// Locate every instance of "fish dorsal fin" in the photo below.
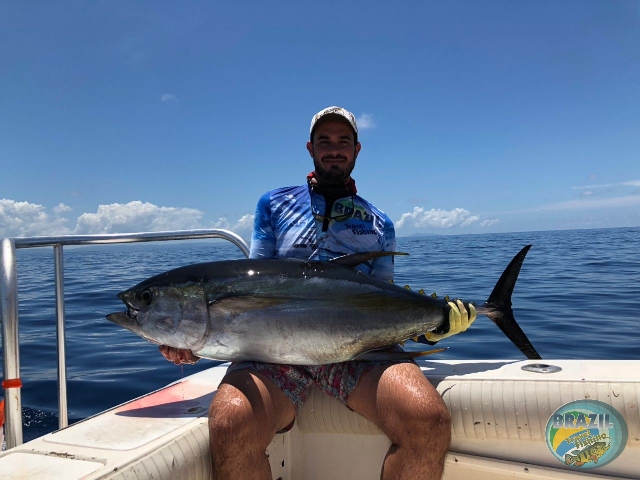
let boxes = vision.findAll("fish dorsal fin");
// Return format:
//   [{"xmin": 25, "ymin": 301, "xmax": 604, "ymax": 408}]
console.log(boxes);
[{"xmin": 329, "ymin": 251, "xmax": 408, "ymax": 269}]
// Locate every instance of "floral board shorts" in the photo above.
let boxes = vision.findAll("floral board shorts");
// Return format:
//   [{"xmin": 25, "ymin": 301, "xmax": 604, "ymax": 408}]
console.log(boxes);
[{"xmin": 226, "ymin": 346, "xmax": 415, "ymax": 414}]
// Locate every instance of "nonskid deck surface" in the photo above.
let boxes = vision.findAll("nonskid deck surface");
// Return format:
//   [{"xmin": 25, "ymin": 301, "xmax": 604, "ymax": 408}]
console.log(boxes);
[{"xmin": 1, "ymin": 360, "xmax": 638, "ymax": 480}]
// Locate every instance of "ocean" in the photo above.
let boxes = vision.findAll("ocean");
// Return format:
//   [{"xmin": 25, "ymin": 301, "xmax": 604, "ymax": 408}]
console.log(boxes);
[{"xmin": 1, "ymin": 226, "xmax": 639, "ymax": 443}]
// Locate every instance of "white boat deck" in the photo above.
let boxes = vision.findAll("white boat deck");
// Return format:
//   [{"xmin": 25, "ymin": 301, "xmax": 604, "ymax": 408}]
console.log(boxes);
[{"xmin": 1, "ymin": 359, "xmax": 639, "ymax": 479}]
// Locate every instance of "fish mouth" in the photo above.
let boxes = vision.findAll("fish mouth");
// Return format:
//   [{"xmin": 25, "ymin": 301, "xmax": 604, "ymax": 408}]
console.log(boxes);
[
  {"xmin": 107, "ymin": 292, "xmax": 140, "ymax": 324},
  {"xmin": 118, "ymin": 292, "xmax": 139, "ymax": 320},
  {"xmin": 108, "ymin": 307, "xmax": 138, "ymax": 324},
  {"xmin": 106, "ymin": 310, "xmax": 135, "ymax": 326}
]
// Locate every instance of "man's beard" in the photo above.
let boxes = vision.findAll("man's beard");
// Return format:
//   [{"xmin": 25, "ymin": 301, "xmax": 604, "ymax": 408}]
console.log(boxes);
[{"xmin": 313, "ymin": 155, "xmax": 354, "ymax": 184}]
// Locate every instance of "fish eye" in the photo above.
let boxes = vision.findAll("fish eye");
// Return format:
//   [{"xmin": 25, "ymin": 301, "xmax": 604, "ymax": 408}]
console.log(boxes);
[{"xmin": 140, "ymin": 289, "xmax": 153, "ymax": 305}]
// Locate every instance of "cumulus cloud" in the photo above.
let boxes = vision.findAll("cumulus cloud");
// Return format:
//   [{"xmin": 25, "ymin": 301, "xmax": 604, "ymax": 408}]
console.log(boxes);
[
  {"xmin": 396, "ymin": 207, "xmax": 489, "ymax": 229},
  {"xmin": 212, "ymin": 213, "xmax": 254, "ymax": 241},
  {"xmin": 0, "ymin": 198, "xmax": 257, "ymax": 241},
  {"xmin": 0, "ymin": 199, "xmax": 72, "ymax": 237},
  {"xmin": 479, "ymin": 219, "xmax": 500, "ymax": 227},
  {"xmin": 356, "ymin": 113, "xmax": 375, "ymax": 130},
  {"xmin": 160, "ymin": 93, "xmax": 177, "ymax": 102},
  {"xmin": 53, "ymin": 203, "xmax": 72, "ymax": 215},
  {"xmin": 74, "ymin": 201, "xmax": 204, "ymax": 234}
]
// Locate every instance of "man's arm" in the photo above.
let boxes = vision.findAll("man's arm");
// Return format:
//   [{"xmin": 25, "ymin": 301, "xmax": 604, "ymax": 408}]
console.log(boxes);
[
  {"xmin": 369, "ymin": 215, "xmax": 396, "ymax": 282},
  {"xmin": 249, "ymin": 191, "xmax": 277, "ymax": 259}
]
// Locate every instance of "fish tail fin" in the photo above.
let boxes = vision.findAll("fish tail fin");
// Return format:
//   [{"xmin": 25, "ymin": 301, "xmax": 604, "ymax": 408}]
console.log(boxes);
[
  {"xmin": 484, "ymin": 245, "xmax": 542, "ymax": 360},
  {"xmin": 356, "ymin": 347, "xmax": 448, "ymax": 362}
]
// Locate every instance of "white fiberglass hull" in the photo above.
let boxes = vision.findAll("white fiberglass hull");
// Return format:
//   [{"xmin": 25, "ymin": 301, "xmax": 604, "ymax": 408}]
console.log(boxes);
[{"xmin": 0, "ymin": 359, "xmax": 638, "ymax": 480}]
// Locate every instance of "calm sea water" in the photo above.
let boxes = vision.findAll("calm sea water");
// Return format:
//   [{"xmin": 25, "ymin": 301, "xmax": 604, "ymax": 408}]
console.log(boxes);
[{"xmin": 1, "ymin": 227, "xmax": 639, "ymax": 442}]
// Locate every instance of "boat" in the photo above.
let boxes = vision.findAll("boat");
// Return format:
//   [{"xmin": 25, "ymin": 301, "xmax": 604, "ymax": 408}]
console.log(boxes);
[{"xmin": 1, "ymin": 231, "xmax": 639, "ymax": 479}]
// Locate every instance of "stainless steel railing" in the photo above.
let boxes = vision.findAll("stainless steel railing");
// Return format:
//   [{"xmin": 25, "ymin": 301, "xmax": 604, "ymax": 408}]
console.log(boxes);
[{"xmin": 1, "ymin": 229, "xmax": 250, "ymax": 449}]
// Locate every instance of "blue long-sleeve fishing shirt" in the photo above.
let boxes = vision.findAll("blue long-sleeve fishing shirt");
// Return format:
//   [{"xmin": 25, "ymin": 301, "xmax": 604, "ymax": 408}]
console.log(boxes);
[{"xmin": 249, "ymin": 184, "xmax": 396, "ymax": 281}]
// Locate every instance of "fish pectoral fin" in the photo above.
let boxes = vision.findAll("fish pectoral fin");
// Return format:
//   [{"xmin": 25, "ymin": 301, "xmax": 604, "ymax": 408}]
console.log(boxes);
[
  {"xmin": 207, "ymin": 295, "xmax": 288, "ymax": 313},
  {"xmin": 355, "ymin": 347, "xmax": 448, "ymax": 362},
  {"xmin": 329, "ymin": 251, "xmax": 409, "ymax": 268}
]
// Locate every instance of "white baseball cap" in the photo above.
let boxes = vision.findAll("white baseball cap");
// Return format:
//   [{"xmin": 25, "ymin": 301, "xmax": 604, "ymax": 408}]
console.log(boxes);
[{"xmin": 309, "ymin": 106, "xmax": 358, "ymax": 141}]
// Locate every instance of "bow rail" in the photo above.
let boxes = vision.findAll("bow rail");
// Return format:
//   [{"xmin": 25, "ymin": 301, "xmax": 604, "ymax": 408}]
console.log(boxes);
[{"xmin": 1, "ymin": 229, "xmax": 250, "ymax": 449}]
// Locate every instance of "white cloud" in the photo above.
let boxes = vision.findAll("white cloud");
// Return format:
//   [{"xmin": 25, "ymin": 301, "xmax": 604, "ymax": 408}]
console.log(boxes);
[
  {"xmin": 550, "ymin": 177, "xmax": 640, "ymax": 206},
  {"xmin": 211, "ymin": 217, "xmax": 231, "ymax": 230},
  {"xmin": 74, "ymin": 201, "xmax": 203, "ymax": 234},
  {"xmin": 479, "ymin": 219, "xmax": 500, "ymax": 227},
  {"xmin": 516, "ymin": 178, "xmax": 640, "ymax": 214},
  {"xmin": 212, "ymin": 213, "xmax": 254, "ymax": 241},
  {"xmin": 528, "ymin": 194, "xmax": 640, "ymax": 213},
  {"xmin": 396, "ymin": 207, "xmax": 484, "ymax": 229},
  {"xmin": 572, "ymin": 179, "xmax": 640, "ymax": 190},
  {"xmin": 0, "ymin": 199, "xmax": 71, "ymax": 237},
  {"xmin": 161, "ymin": 93, "xmax": 177, "ymax": 102},
  {"xmin": 356, "ymin": 113, "xmax": 375, "ymax": 130},
  {"xmin": 0, "ymin": 198, "xmax": 256, "ymax": 240},
  {"xmin": 53, "ymin": 203, "xmax": 72, "ymax": 215}
]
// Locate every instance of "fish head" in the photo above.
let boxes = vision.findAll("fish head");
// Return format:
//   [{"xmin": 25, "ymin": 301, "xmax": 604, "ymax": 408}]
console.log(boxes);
[
  {"xmin": 591, "ymin": 441, "xmax": 611, "ymax": 456},
  {"xmin": 107, "ymin": 281, "xmax": 209, "ymax": 350}
]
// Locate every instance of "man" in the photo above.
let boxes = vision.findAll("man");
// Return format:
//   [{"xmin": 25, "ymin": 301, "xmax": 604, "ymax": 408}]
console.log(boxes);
[{"xmin": 160, "ymin": 106, "xmax": 476, "ymax": 479}]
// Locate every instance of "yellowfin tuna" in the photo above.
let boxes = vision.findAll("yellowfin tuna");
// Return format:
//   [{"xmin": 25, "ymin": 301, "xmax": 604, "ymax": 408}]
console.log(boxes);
[{"xmin": 107, "ymin": 246, "xmax": 541, "ymax": 364}]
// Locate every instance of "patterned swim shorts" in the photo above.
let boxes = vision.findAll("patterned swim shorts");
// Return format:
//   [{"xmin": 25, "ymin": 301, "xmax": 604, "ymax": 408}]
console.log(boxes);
[{"xmin": 226, "ymin": 346, "xmax": 414, "ymax": 412}]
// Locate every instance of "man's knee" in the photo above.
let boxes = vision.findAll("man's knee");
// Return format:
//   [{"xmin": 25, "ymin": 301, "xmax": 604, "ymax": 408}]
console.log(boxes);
[
  {"xmin": 209, "ymin": 383, "xmax": 260, "ymax": 454},
  {"xmin": 417, "ymin": 398, "xmax": 451, "ymax": 438},
  {"xmin": 377, "ymin": 398, "xmax": 450, "ymax": 459},
  {"xmin": 208, "ymin": 369, "xmax": 292, "ymax": 454},
  {"xmin": 368, "ymin": 364, "xmax": 452, "ymax": 447}
]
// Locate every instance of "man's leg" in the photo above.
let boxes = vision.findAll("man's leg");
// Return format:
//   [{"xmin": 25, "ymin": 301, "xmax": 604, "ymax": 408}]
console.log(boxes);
[
  {"xmin": 347, "ymin": 362, "xmax": 451, "ymax": 480},
  {"xmin": 209, "ymin": 369, "xmax": 296, "ymax": 480}
]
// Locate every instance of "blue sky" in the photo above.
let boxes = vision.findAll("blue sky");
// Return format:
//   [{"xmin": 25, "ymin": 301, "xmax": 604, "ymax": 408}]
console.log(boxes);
[{"xmin": 1, "ymin": 1, "xmax": 639, "ymax": 241}]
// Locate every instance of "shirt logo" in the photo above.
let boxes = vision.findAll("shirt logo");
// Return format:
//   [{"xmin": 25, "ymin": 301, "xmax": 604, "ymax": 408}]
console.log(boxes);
[{"xmin": 333, "ymin": 199, "xmax": 372, "ymax": 223}]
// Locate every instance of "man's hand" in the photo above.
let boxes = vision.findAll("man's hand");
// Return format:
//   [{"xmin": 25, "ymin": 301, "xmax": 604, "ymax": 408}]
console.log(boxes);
[
  {"xmin": 159, "ymin": 345, "xmax": 200, "ymax": 365},
  {"xmin": 426, "ymin": 300, "xmax": 477, "ymax": 343}
]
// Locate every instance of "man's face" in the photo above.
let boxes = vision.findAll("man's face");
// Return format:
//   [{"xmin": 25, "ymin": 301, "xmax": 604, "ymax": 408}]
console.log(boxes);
[{"xmin": 307, "ymin": 118, "xmax": 361, "ymax": 185}]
